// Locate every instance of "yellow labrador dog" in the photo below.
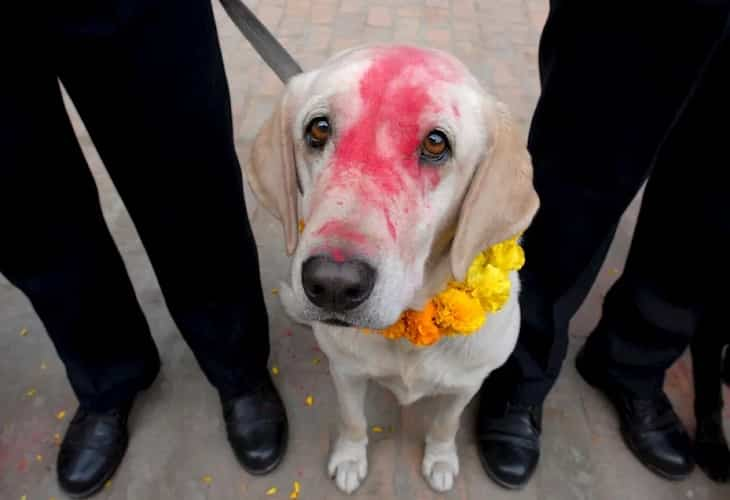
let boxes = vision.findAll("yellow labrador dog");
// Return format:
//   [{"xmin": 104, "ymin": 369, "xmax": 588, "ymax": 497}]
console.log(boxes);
[{"xmin": 245, "ymin": 44, "xmax": 539, "ymax": 493}]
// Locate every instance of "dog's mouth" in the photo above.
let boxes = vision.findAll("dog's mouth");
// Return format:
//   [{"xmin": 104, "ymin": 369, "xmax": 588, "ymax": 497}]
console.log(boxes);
[{"xmin": 323, "ymin": 318, "xmax": 353, "ymax": 327}]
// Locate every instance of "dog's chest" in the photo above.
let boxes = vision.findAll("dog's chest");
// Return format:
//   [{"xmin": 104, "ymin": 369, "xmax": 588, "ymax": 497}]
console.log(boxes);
[
  {"xmin": 373, "ymin": 348, "xmax": 476, "ymax": 404},
  {"xmin": 314, "ymin": 327, "xmax": 491, "ymax": 405}
]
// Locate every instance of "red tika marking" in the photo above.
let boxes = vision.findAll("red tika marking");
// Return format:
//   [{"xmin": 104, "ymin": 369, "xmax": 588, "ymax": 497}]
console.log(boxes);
[
  {"xmin": 330, "ymin": 247, "xmax": 346, "ymax": 263},
  {"xmin": 330, "ymin": 47, "xmax": 461, "ymax": 238}
]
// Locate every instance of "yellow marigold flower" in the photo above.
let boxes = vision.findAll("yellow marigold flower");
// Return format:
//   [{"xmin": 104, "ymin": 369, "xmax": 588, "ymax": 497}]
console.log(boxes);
[
  {"xmin": 305, "ymin": 395, "xmax": 313, "ymax": 407},
  {"xmin": 56, "ymin": 410, "xmax": 66, "ymax": 420},
  {"xmin": 484, "ymin": 237, "xmax": 525, "ymax": 271},
  {"xmin": 266, "ymin": 486, "xmax": 278, "ymax": 495},
  {"xmin": 466, "ymin": 252, "xmax": 488, "ymax": 278},
  {"xmin": 434, "ymin": 288, "xmax": 485, "ymax": 333},
  {"xmin": 290, "ymin": 480, "xmax": 301, "ymax": 499},
  {"xmin": 472, "ymin": 265, "xmax": 511, "ymax": 312}
]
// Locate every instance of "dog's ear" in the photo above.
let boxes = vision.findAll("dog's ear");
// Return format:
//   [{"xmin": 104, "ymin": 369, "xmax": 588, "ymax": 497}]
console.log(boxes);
[
  {"xmin": 450, "ymin": 102, "xmax": 540, "ymax": 280},
  {"xmin": 246, "ymin": 87, "xmax": 299, "ymax": 254}
]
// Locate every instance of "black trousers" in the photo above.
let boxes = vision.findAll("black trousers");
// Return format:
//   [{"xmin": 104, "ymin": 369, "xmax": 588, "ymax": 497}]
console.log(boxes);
[
  {"xmin": 483, "ymin": 1, "xmax": 730, "ymax": 404},
  {"xmin": 1, "ymin": 0, "xmax": 270, "ymax": 411}
]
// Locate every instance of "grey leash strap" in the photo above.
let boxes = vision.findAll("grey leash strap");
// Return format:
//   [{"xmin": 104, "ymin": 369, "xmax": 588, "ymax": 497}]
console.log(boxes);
[{"xmin": 219, "ymin": 0, "xmax": 303, "ymax": 83}]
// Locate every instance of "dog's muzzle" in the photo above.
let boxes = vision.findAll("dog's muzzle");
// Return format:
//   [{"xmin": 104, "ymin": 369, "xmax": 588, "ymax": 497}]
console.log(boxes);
[{"xmin": 301, "ymin": 255, "xmax": 376, "ymax": 314}]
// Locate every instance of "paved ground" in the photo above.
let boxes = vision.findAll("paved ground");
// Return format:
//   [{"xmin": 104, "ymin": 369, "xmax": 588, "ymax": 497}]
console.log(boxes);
[{"xmin": 2, "ymin": 1, "xmax": 729, "ymax": 499}]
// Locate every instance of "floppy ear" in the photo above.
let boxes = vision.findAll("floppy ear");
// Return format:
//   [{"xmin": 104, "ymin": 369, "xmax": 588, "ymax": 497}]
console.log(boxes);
[
  {"xmin": 245, "ymin": 91, "xmax": 299, "ymax": 255},
  {"xmin": 450, "ymin": 102, "xmax": 540, "ymax": 280}
]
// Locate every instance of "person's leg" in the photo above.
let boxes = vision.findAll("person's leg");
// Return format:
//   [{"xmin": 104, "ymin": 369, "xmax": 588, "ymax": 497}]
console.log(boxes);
[
  {"xmin": 49, "ymin": 0, "xmax": 285, "ymax": 474},
  {"xmin": 54, "ymin": 0, "xmax": 270, "ymax": 401},
  {"xmin": 0, "ymin": 20, "xmax": 160, "ymax": 416},
  {"xmin": 484, "ymin": 0, "xmax": 730, "ymax": 409},
  {"xmin": 0, "ymin": 13, "xmax": 161, "ymax": 498},
  {"xmin": 691, "ymin": 311, "xmax": 730, "ymax": 483},
  {"xmin": 580, "ymin": 21, "xmax": 730, "ymax": 398},
  {"xmin": 577, "ymin": 21, "xmax": 730, "ymax": 479},
  {"xmin": 477, "ymin": 0, "xmax": 730, "ymax": 488}
]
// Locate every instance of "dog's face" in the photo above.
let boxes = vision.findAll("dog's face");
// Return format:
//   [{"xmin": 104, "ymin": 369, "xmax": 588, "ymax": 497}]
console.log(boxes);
[{"xmin": 247, "ymin": 45, "xmax": 538, "ymax": 330}]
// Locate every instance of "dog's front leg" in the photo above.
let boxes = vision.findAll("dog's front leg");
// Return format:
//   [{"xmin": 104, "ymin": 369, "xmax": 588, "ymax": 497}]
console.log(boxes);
[
  {"xmin": 423, "ymin": 392, "xmax": 475, "ymax": 492},
  {"xmin": 328, "ymin": 366, "xmax": 369, "ymax": 494}
]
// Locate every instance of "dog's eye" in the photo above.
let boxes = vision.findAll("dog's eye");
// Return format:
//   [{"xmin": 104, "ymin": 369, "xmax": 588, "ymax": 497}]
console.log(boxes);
[
  {"xmin": 305, "ymin": 117, "xmax": 330, "ymax": 149},
  {"xmin": 420, "ymin": 130, "xmax": 450, "ymax": 164}
]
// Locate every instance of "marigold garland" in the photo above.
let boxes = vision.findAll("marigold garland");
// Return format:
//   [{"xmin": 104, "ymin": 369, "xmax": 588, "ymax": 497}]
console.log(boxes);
[{"xmin": 371, "ymin": 236, "xmax": 525, "ymax": 347}]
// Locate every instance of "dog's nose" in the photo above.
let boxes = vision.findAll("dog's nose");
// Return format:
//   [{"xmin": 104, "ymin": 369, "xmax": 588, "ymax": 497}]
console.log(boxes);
[{"xmin": 301, "ymin": 256, "xmax": 376, "ymax": 313}]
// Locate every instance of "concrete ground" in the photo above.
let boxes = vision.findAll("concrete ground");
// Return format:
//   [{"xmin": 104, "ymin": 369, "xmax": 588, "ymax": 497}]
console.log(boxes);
[{"xmin": 2, "ymin": 1, "xmax": 729, "ymax": 499}]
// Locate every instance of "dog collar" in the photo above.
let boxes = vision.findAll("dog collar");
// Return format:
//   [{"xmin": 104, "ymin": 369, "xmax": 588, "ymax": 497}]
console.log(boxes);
[{"xmin": 366, "ymin": 236, "xmax": 525, "ymax": 347}]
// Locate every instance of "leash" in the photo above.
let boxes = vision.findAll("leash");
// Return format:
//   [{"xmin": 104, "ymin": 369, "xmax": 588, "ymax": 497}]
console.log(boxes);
[{"xmin": 219, "ymin": 0, "xmax": 304, "ymax": 83}]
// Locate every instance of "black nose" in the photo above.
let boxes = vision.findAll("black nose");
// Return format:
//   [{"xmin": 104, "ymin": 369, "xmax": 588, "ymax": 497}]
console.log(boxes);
[{"xmin": 301, "ymin": 256, "xmax": 376, "ymax": 313}]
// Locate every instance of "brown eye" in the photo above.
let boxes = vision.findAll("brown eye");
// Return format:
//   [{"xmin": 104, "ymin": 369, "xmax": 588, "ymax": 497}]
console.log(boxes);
[
  {"xmin": 420, "ymin": 130, "xmax": 450, "ymax": 164},
  {"xmin": 306, "ymin": 117, "xmax": 330, "ymax": 149}
]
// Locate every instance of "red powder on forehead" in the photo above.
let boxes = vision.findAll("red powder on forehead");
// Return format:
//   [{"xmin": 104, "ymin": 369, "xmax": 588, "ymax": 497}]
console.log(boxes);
[
  {"xmin": 385, "ymin": 211, "xmax": 397, "ymax": 240},
  {"xmin": 330, "ymin": 46, "xmax": 461, "ymax": 236}
]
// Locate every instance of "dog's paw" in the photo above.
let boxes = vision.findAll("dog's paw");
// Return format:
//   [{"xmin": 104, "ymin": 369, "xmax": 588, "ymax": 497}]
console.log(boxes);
[
  {"xmin": 328, "ymin": 437, "xmax": 368, "ymax": 494},
  {"xmin": 422, "ymin": 439, "xmax": 459, "ymax": 492}
]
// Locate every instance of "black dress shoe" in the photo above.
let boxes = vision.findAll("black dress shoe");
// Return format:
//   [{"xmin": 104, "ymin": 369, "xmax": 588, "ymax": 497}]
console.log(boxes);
[
  {"xmin": 222, "ymin": 375, "xmax": 288, "ymax": 475},
  {"xmin": 476, "ymin": 400, "xmax": 541, "ymax": 489},
  {"xmin": 576, "ymin": 346, "xmax": 694, "ymax": 480},
  {"xmin": 695, "ymin": 409, "xmax": 730, "ymax": 483},
  {"xmin": 57, "ymin": 402, "xmax": 132, "ymax": 498}
]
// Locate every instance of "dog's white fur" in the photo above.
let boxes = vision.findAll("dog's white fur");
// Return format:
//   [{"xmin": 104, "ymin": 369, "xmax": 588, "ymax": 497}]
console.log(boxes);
[{"xmin": 245, "ymin": 44, "xmax": 539, "ymax": 493}]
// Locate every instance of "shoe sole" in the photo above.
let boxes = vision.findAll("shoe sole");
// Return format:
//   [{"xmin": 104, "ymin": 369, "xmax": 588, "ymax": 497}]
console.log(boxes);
[
  {"xmin": 476, "ymin": 441, "xmax": 531, "ymax": 490},
  {"xmin": 575, "ymin": 352, "xmax": 692, "ymax": 481}
]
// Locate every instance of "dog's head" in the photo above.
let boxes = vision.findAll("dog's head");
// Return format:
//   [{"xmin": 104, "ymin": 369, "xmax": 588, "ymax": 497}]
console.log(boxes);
[{"xmin": 246, "ymin": 44, "xmax": 538, "ymax": 329}]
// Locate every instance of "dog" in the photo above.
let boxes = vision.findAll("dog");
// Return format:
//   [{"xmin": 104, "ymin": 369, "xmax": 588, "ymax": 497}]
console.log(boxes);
[{"xmin": 245, "ymin": 43, "xmax": 539, "ymax": 493}]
